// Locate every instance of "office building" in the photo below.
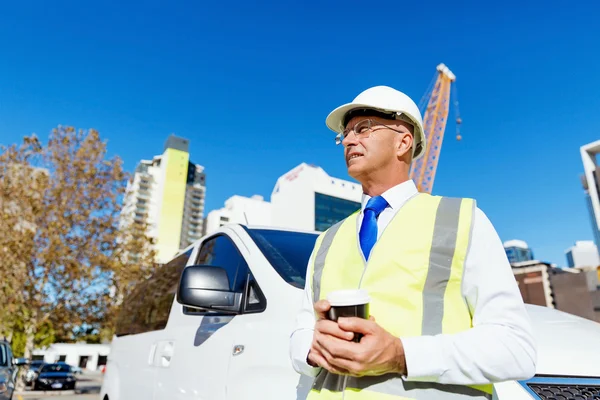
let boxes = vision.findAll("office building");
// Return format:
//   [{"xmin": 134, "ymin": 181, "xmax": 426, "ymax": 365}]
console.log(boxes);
[
  {"xmin": 580, "ymin": 140, "xmax": 600, "ymax": 251},
  {"xmin": 271, "ymin": 163, "xmax": 362, "ymax": 232},
  {"xmin": 512, "ymin": 261, "xmax": 598, "ymax": 322},
  {"xmin": 503, "ymin": 239, "xmax": 534, "ymax": 264},
  {"xmin": 205, "ymin": 163, "xmax": 362, "ymax": 234},
  {"xmin": 565, "ymin": 241, "xmax": 600, "ymax": 268},
  {"xmin": 121, "ymin": 135, "xmax": 206, "ymax": 264}
]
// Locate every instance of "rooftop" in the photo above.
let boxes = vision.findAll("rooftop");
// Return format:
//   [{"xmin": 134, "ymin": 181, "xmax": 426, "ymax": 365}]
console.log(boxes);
[{"xmin": 503, "ymin": 239, "xmax": 529, "ymax": 249}]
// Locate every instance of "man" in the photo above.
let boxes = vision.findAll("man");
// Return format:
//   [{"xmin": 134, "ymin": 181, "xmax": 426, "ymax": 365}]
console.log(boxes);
[{"xmin": 289, "ymin": 86, "xmax": 537, "ymax": 399}]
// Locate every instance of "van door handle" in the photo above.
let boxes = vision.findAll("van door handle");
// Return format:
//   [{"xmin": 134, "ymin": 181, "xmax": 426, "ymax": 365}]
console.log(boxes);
[{"xmin": 160, "ymin": 342, "xmax": 174, "ymax": 367}]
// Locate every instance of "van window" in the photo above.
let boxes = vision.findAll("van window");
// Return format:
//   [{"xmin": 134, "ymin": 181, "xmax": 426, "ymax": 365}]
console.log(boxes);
[
  {"xmin": 196, "ymin": 235, "xmax": 249, "ymax": 292},
  {"xmin": 244, "ymin": 228, "xmax": 318, "ymax": 288},
  {"xmin": 115, "ymin": 248, "xmax": 193, "ymax": 337}
]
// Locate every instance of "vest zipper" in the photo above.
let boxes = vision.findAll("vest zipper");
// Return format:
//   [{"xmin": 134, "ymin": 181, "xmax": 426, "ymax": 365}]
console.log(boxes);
[{"xmin": 342, "ymin": 375, "xmax": 348, "ymax": 399}]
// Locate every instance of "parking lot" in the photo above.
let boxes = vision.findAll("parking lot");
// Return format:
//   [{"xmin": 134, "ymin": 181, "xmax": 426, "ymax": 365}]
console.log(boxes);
[{"xmin": 15, "ymin": 371, "xmax": 103, "ymax": 400}]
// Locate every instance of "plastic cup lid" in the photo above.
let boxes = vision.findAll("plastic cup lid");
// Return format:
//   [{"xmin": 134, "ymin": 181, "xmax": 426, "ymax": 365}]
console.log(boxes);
[{"xmin": 326, "ymin": 289, "xmax": 370, "ymax": 306}]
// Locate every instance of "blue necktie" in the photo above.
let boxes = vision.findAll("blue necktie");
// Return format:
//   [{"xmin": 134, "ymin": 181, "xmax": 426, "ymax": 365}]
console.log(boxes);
[{"xmin": 359, "ymin": 196, "xmax": 389, "ymax": 261}]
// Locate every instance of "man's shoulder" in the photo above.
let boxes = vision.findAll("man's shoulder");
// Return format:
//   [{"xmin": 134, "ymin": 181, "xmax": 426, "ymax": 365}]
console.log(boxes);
[
  {"xmin": 422, "ymin": 192, "xmax": 476, "ymax": 202},
  {"xmin": 415, "ymin": 192, "xmax": 478, "ymax": 209}
]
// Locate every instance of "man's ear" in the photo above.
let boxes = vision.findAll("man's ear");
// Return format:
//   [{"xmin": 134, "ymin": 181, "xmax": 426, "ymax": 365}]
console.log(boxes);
[{"xmin": 397, "ymin": 132, "xmax": 413, "ymax": 159}]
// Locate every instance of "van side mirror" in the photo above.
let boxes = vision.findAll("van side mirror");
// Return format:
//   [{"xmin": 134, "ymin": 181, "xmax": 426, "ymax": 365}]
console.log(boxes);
[{"xmin": 177, "ymin": 265, "xmax": 242, "ymax": 314}]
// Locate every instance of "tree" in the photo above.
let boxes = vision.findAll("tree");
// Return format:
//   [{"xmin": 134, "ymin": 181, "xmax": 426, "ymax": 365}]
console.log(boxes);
[
  {"xmin": 0, "ymin": 126, "xmax": 157, "ymax": 365},
  {"xmin": 0, "ymin": 136, "xmax": 44, "ymax": 343}
]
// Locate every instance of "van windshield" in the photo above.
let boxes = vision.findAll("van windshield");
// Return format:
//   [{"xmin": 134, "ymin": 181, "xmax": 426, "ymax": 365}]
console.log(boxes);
[{"xmin": 244, "ymin": 228, "xmax": 318, "ymax": 289}]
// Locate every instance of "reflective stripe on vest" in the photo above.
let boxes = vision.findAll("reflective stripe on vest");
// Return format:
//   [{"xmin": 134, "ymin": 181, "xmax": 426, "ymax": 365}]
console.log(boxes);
[
  {"xmin": 312, "ymin": 372, "xmax": 491, "ymax": 399},
  {"xmin": 313, "ymin": 219, "xmax": 345, "ymax": 304},
  {"xmin": 307, "ymin": 194, "xmax": 492, "ymax": 399}
]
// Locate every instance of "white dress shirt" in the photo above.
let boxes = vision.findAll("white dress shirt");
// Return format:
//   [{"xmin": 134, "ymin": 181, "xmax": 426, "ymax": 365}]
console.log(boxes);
[{"xmin": 289, "ymin": 179, "xmax": 537, "ymax": 385}]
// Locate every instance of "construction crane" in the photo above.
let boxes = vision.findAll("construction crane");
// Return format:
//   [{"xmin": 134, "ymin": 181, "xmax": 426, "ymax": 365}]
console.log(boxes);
[{"xmin": 409, "ymin": 63, "xmax": 461, "ymax": 194}]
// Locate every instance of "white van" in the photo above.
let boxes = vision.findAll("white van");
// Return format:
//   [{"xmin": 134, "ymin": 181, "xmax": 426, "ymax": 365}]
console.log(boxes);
[{"xmin": 100, "ymin": 224, "xmax": 600, "ymax": 400}]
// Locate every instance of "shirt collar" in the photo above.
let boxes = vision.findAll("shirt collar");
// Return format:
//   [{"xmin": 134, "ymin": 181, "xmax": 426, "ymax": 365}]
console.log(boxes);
[{"xmin": 361, "ymin": 180, "xmax": 418, "ymax": 212}]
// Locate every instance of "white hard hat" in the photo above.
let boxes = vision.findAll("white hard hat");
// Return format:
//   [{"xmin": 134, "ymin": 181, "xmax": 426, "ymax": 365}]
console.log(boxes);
[{"xmin": 325, "ymin": 86, "xmax": 426, "ymax": 160}]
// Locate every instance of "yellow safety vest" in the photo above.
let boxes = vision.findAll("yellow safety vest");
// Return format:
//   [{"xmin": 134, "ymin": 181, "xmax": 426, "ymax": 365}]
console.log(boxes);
[{"xmin": 307, "ymin": 193, "xmax": 494, "ymax": 400}]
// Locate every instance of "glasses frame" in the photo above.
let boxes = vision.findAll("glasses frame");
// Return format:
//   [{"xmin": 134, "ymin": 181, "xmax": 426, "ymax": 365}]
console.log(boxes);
[{"xmin": 335, "ymin": 118, "xmax": 407, "ymax": 145}]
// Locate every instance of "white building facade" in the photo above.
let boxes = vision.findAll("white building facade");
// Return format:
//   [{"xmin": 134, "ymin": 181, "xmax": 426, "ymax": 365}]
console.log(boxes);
[
  {"xmin": 205, "ymin": 163, "xmax": 362, "ymax": 235},
  {"xmin": 566, "ymin": 241, "xmax": 600, "ymax": 268},
  {"xmin": 205, "ymin": 195, "xmax": 272, "ymax": 234},
  {"xmin": 32, "ymin": 343, "xmax": 111, "ymax": 371},
  {"xmin": 121, "ymin": 135, "xmax": 206, "ymax": 264}
]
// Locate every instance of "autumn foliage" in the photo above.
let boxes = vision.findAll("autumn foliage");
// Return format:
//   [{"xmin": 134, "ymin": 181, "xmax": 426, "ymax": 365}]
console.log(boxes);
[{"xmin": 0, "ymin": 126, "xmax": 156, "ymax": 358}]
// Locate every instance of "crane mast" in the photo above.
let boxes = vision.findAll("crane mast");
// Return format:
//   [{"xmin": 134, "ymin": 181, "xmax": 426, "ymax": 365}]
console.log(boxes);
[{"xmin": 410, "ymin": 63, "xmax": 460, "ymax": 194}]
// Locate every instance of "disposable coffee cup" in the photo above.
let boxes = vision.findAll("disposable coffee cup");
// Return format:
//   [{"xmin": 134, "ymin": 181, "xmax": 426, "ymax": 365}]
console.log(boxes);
[{"xmin": 326, "ymin": 289, "xmax": 370, "ymax": 342}]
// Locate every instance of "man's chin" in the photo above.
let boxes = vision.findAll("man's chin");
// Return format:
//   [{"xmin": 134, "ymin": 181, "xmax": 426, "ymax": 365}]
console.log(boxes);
[{"xmin": 347, "ymin": 164, "xmax": 364, "ymax": 179}]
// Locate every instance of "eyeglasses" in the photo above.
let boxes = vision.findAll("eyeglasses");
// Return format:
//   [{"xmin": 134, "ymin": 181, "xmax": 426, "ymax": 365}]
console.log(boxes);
[{"xmin": 335, "ymin": 119, "xmax": 406, "ymax": 145}]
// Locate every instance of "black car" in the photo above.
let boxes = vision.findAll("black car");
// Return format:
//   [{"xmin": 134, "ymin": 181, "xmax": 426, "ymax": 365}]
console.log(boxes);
[
  {"xmin": 33, "ymin": 363, "xmax": 76, "ymax": 391},
  {"xmin": 0, "ymin": 340, "xmax": 27, "ymax": 400}
]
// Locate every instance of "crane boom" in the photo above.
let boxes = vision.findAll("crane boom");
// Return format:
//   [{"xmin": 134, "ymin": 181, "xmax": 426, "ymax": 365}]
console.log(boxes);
[{"xmin": 410, "ymin": 63, "xmax": 458, "ymax": 194}]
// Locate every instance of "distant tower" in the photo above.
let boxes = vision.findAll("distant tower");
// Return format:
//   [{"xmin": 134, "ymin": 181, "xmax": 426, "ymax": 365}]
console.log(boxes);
[{"xmin": 121, "ymin": 135, "xmax": 206, "ymax": 263}]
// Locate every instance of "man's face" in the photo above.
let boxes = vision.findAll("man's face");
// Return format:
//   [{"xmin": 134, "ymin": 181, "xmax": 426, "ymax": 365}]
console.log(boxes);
[{"xmin": 342, "ymin": 115, "xmax": 413, "ymax": 180}]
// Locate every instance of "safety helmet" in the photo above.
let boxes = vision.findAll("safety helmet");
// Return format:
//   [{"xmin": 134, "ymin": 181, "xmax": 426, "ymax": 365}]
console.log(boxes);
[{"xmin": 325, "ymin": 86, "xmax": 426, "ymax": 160}]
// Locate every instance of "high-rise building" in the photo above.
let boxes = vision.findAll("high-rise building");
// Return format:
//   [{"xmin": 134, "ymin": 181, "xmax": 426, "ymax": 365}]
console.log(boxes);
[
  {"xmin": 565, "ymin": 241, "xmax": 600, "ymax": 268},
  {"xmin": 121, "ymin": 135, "xmax": 206, "ymax": 264},
  {"xmin": 503, "ymin": 240, "xmax": 534, "ymax": 264},
  {"xmin": 580, "ymin": 140, "xmax": 600, "ymax": 252},
  {"xmin": 204, "ymin": 163, "xmax": 362, "ymax": 235}
]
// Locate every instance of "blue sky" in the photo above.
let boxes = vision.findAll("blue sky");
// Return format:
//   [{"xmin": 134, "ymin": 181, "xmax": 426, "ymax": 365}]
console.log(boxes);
[{"xmin": 1, "ymin": 1, "xmax": 600, "ymax": 266}]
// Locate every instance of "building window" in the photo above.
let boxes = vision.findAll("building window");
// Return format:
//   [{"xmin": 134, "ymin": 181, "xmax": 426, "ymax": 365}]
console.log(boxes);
[
  {"xmin": 97, "ymin": 355, "xmax": 108, "ymax": 367},
  {"xmin": 566, "ymin": 251, "xmax": 575, "ymax": 268},
  {"xmin": 314, "ymin": 192, "xmax": 360, "ymax": 232}
]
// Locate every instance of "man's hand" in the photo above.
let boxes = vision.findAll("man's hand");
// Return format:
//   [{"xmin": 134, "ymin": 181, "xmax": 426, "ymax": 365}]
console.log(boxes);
[
  {"xmin": 317, "ymin": 315, "xmax": 407, "ymax": 377},
  {"xmin": 307, "ymin": 300, "xmax": 354, "ymax": 373}
]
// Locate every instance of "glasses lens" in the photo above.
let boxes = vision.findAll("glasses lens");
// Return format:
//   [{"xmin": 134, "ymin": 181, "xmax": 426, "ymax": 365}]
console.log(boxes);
[
  {"xmin": 354, "ymin": 119, "xmax": 372, "ymax": 136},
  {"xmin": 336, "ymin": 119, "xmax": 374, "ymax": 145}
]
